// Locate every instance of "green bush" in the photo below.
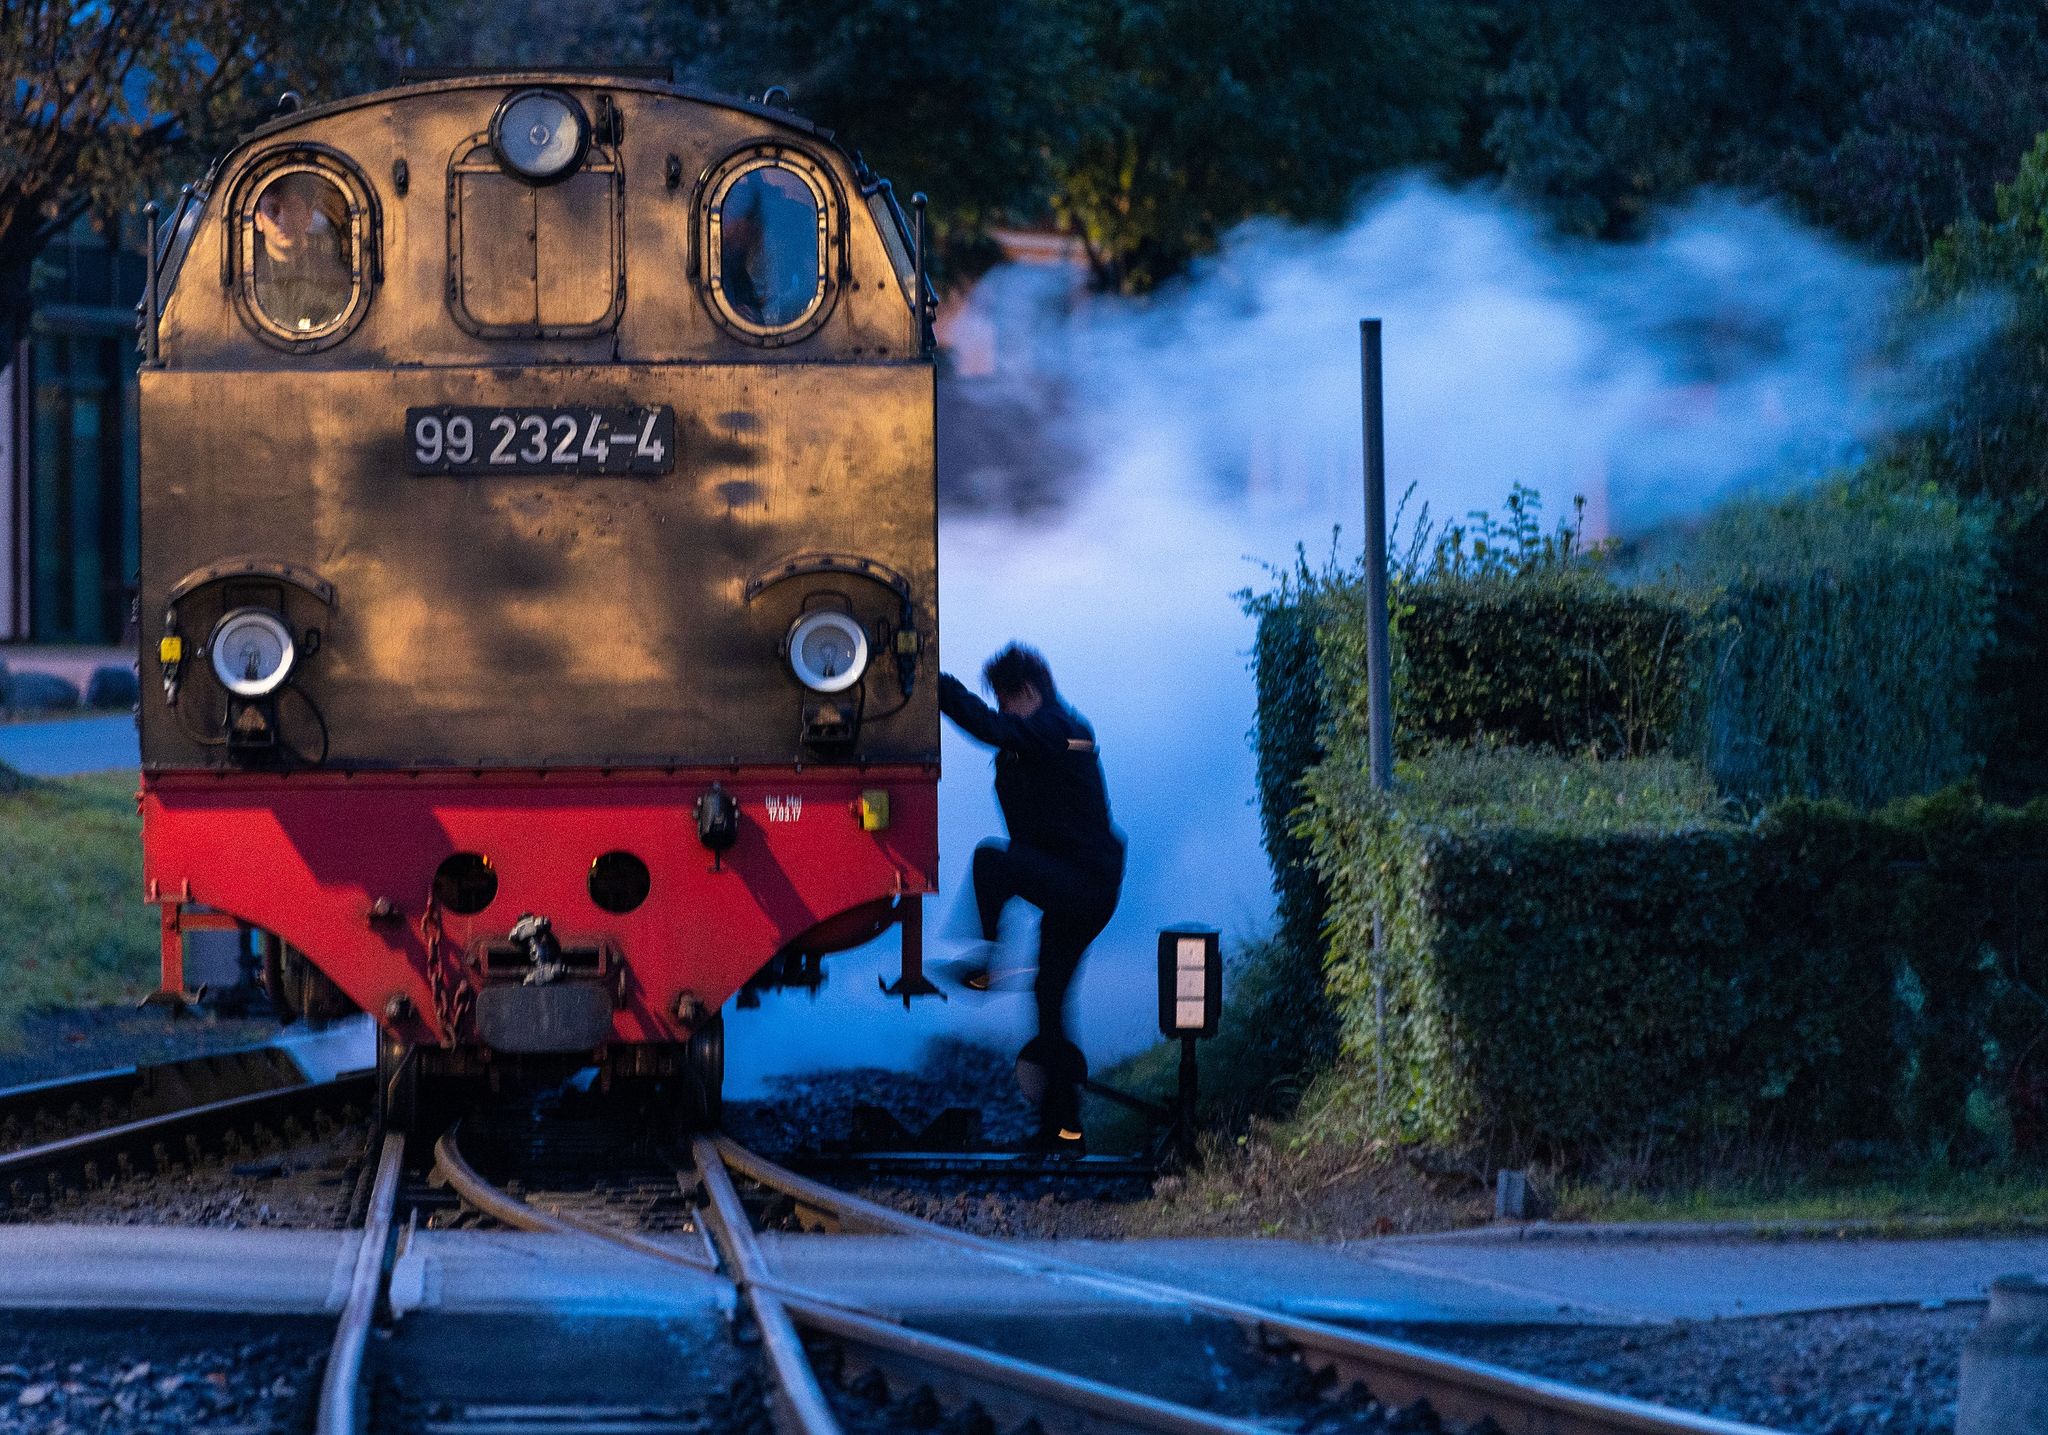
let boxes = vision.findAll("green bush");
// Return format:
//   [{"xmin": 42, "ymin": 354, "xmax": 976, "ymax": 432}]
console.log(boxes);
[
  {"xmin": 1241, "ymin": 491, "xmax": 1679, "ymax": 1013},
  {"xmin": 1321, "ymin": 575, "xmax": 1702, "ymax": 761},
  {"xmin": 1249, "ymin": 586, "xmax": 1337, "ymax": 1000},
  {"xmin": 1300, "ymin": 746, "xmax": 2048, "ymax": 1161},
  {"xmin": 1681, "ymin": 482, "xmax": 2000, "ymax": 809}
]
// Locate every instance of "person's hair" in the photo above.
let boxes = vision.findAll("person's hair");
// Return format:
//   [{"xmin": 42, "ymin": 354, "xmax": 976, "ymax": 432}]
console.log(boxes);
[{"xmin": 983, "ymin": 643, "xmax": 1055, "ymax": 702}]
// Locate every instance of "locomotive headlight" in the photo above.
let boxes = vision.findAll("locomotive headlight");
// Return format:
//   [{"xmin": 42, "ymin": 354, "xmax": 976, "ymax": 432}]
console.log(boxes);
[
  {"xmin": 208, "ymin": 608, "xmax": 296, "ymax": 697},
  {"xmin": 788, "ymin": 611, "xmax": 869, "ymax": 693},
  {"xmin": 491, "ymin": 89, "xmax": 590, "ymax": 183}
]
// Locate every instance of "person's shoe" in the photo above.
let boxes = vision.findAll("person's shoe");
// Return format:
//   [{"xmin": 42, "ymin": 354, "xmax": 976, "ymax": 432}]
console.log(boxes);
[
  {"xmin": 1023, "ymin": 1126, "xmax": 1086, "ymax": 1160},
  {"xmin": 931, "ymin": 942, "xmax": 995, "ymax": 993}
]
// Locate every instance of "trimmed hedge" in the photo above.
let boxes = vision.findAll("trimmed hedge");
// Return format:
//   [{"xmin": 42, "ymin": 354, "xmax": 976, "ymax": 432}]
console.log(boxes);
[
  {"xmin": 1242, "ymin": 496, "xmax": 1697, "ymax": 1001},
  {"xmin": 1250, "ymin": 591, "xmax": 1334, "ymax": 989},
  {"xmin": 1321, "ymin": 575, "xmax": 1701, "ymax": 760},
  {"xmin": 1301, "ymin": 748, "xmax": 2048, "ymax": 1159},
  {"xmin": 1684, "ymin": 483, "xmax": 1999, "ymax": 809}
]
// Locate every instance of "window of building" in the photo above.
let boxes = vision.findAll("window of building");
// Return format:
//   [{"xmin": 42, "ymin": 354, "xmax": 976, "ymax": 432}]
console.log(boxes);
[
  {"xmin": 9, "ymin": 217, "xmax": 144, "ymax": 643},
  {"xmin": 702, "ymin": 148, "xmax": 837, "ymax": 345}
]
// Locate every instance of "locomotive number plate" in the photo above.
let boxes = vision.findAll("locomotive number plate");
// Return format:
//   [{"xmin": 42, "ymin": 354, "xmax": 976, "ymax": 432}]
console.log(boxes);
[{"xmin": 406, "ymin": 405, "xmax": 677, "ymax": 476}]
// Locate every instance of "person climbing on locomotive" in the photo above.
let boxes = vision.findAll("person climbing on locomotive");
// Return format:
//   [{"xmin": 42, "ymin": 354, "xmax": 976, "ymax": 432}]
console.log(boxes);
[{"xmin": 938, "ymin": 644, "xmax": 1125, "ymax": 1158}]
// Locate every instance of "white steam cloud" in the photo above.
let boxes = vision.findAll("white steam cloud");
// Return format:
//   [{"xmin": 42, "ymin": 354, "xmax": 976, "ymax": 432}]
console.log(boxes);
[{"xmin": 727, "ymin": 178, "xmax": 1989, "ymax": 1092}]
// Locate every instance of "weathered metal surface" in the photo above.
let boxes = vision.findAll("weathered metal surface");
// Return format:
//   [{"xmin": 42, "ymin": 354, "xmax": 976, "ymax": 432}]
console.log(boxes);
[
  {"xmin": 141, "ymin": 767, "xmax": 936, "ymax": 1047},
  {"xmin": 139, "ymin": 364, "xmax": 936, "ymax": 770},
  {"xmin": 153, "ymin": 76, "xmax": 918, "ymax": 367},
  {"xmin": 473, "ymin": 981, "xmax": 616, "ymax": 1054}
]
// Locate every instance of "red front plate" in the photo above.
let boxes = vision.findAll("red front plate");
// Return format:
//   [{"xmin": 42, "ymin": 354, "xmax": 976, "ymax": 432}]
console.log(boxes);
[{"xmin": 140, "ymin": 766, "xmax": 938, "ymax": 1047}]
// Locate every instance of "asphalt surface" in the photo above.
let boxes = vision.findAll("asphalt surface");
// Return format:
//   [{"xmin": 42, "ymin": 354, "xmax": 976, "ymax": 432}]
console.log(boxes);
[
  {"xmin": 0, "ymin": 715, "xmax": 137, "ymax": 776},
  {"xmin": 1, "ymin": 1220, "xmax": 2038, "ymax": 1325}
]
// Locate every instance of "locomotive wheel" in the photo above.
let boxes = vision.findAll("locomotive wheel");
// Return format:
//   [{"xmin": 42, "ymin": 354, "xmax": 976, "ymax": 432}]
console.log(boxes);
[{"xmin": 681, "ymin": 1015, "xmax": 725, "ymax": 1130}]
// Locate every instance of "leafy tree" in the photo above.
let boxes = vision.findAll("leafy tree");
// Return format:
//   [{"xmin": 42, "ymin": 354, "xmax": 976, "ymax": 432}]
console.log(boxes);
[
  {"xmin": 400, "ymin": 3, "xmax": 662, "ymax": 75},
  {"xmin": 1483, "ymin": 0, "xmax": 1857, "ymax": 239},
  {"xmin": 1888, "ymin": 132, "xmax": 2048, "ymax": 797},
  {"xmin": 1484, "ymin": 0, "xmax": 2048, "ymax": 257},
  {"xmin": 1768, "ymin": 1, "xmax": 2048, "ymax": 258},
  {"xmin": 0, "ymin": 0, "xmax": 421, "ymax": 353},
  {"xmin": 1050, "ymin": 0, "xmax": 1485, "ymax": 293},
  {"xmin": 659, "ymin": 0, "xmax": 1088, "ymax": 276}
]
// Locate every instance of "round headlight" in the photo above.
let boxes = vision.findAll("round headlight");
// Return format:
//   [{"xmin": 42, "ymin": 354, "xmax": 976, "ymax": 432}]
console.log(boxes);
[
  {"xmin": 209, "ymin": 608, "xmax": 296, "ymax": 697},
  {"xmin": 491, "ymin": 89, "xmax": 589, "ymax": 183},
  {"xmin": 788, "ymin": 611, "xmax": 869, "ymax": 694}
]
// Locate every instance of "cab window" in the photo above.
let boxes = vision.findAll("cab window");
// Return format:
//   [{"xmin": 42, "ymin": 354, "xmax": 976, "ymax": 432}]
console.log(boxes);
[
  {"xmin": 253, "ymin": 173, "xmax": 354, "ymax": 332},
  {"xmin": 703, "ymin": 149, "xmax": 836, "ymax": 345},
  {"xmin": 233, "ymin": 153, "xmax": 373, "ymax": 350}
]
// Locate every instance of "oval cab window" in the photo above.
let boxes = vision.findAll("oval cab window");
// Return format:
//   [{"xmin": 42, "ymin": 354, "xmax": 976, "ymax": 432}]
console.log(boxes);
[
  {"xmin": 253, "ymin": 173, "xmax": 354, "ymax": 332},
  {"xmin": 233, "ymin": 152, "xmax": 374, "ymax": 350},
  {"xmin": 703, "ymin": 149, "xmax": 837, "ymax": 345}
]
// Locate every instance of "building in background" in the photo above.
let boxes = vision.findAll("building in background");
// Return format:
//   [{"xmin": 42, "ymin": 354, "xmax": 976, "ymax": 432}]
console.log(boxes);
[{"xmin": 0, "ymin": 217, "xmax": 145, "ymax": 645}]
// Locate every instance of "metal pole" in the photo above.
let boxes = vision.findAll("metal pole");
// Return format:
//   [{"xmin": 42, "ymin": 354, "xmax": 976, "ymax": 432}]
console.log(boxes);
[
  {"xmin": 1360, "ymin": 319, "xmax": 1392, "ymax": 792},
  {"xmin": 1361, "ymin": 320, "xmax": 1392, "ymax": 1111},
  {"xmin": 1175, "ymin": 1033, "xmax": 1199, "ymax": 1166}
]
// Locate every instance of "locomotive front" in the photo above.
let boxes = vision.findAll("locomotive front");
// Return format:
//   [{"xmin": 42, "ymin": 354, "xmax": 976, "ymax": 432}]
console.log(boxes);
[{"xmin": 136, "ymin": 74, "xmax": 939, "ymax": 1116}]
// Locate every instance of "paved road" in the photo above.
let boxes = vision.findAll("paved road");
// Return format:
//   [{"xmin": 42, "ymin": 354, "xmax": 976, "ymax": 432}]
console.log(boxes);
[
  {"xmin": 0, "ymin": 715, "xmax": 138, "ymax": 776},
  {"xmin": 0, "ymin": 1223, "xmax": 2035, "ymax": 1322}
]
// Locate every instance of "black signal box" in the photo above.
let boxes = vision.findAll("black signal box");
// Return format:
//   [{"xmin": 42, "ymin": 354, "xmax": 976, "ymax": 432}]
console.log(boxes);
[{"xmin": 1158, "ymin": 925, "xmax": 1222, "ymax": 1040}]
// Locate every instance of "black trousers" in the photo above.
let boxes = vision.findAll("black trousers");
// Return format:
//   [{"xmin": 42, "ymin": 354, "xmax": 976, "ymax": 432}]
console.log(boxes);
[{"xmin": 971, "ymin": 839, "xmax": 1121, "ymax": 1131}]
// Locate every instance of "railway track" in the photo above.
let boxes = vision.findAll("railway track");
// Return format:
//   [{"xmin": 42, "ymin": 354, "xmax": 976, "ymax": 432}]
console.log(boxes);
[
  {"xmin": 412, "ymin": 1124, "xmax": 1790, "ymax": 1435},
  {"xmin": 0, "ymin": 1062, "xmax": 1800, "ymax": 1434},
  {"xmin": 0, "ymin": 1043, "xmax": 372, "ymax": 1206}
]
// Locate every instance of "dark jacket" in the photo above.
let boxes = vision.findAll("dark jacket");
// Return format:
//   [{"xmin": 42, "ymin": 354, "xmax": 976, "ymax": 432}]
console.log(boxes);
[{"xmin": 938, "ymin": 674, "xmax": 1126, "ymax": 881}]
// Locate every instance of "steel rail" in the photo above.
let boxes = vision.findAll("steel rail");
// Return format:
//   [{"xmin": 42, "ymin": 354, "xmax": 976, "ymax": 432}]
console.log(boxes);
[
  {"xmin": 712, "ymin": 1136, "xmax": 1788, "ymax": 1435},
  {"xmin": 689, "ymin": 1135, "xmax": 1273, "ymax": 1435},
  {"xmin": 316, "ymin": 1130, "xmax": 407, "ymax": 1435},
  {"xmin": 436, "ymin": 1127, "xmax": 840, "ymax": 1433},
  {"xmin": 688, "ymin": 1134, "xmax": 848, "ymax": 1435},
  {"xmin": 0, "ymin": 1044, "xmax": 310, "ymax": 1143},
  {"xmin": 430, "ymin": 1126, "xmax": 1281, "ymax": 1435},
  {"xmin": 776, "ymin": 1291, "xmax": 1274, "ymax": 1435},
  {"xmin": 0, "ymin": 1072, "xmax": 374, "ymax": 1199},
  {"xmin": 687, "ymin": 1137, "xmax": 1272, "ymax": 1435},
  {"xmin": 431, "ymin": 1128, "xmax": 718, "ymax": 1273}
]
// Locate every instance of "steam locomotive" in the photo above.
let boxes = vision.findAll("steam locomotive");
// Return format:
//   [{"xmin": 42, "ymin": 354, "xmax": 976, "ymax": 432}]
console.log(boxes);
[{"xmin": 135, "ymin": 71, "xmax": 940, "ymax": 1124}]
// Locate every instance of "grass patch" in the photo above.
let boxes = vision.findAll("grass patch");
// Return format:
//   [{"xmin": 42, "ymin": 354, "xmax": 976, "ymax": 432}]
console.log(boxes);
[
  {"xmin": 0, "ymin": 765, "xmax": 155, "ymax": 1038},
  {"xmin": 1553, "ymin": 1160, "xmax": 2048, "ymax": 1229},
  {"xmin": 1118, "ymin": 1059, "xmax": 2048, "ymax": 1237}
]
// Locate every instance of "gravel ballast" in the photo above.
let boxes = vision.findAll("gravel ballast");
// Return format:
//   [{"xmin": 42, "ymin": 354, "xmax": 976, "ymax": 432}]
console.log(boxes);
[
  {"xmin": 1416, "ymin": 1303, "xmax": 1976, "ymax": 1434},
  {"xmin": 0, "ymin": 1312, "xmax": 329, "ymax": 1433}
]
